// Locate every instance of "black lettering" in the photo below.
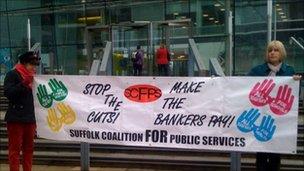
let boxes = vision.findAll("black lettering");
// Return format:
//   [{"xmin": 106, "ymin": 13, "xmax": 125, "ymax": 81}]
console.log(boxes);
[
  {"xmin": 240, "ymin": 138, "xmax": 246, "ymax": 147},
  {"xmin": 70, "ymin": 130, "xmax": 75, "ymax": 137},
  {"xmin": 170, "ymin": 82, "xmax": 183, "ymax": 93},
  {"xmin": 195, "ymin": 81, "xmax": 204, "ymax": 93},
  {"xmin": 95, "ymin": 84, "xmax": 104, "ymax": 95},
  {"xmin": 170, "ymin": 81, "xmax": 205, "ymax": 94},
  {"xmin": 202, "ymin": 136, "xmax": 208, "ymax": 145},
  {"xmin": 197, "ymin": 115, "xmax": 207, "ymax": 126},
  {"xmin": 83, "ymin": 83, "xmax": 111, "ymax": 95},
  {"xmin": 154, "ymin": 113, "xmax": 163, "ymax": 125}
]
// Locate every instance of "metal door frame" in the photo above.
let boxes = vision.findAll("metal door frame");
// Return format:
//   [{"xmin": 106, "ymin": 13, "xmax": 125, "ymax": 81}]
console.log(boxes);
[
  {"xmin": 152, "ymin": 19, "xmax": 193, "ymax": 76},
  {"xmin": 111, "ymin": 21, "xmax": 152, "ymax": 75},
  {"xmin": 85, "ymin": 25, "xmax": 111, "ymax": 69}
]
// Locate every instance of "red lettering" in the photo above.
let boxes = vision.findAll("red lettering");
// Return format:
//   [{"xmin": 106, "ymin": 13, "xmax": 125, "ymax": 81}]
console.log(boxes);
[{"xmin": 124, "ymin": 84, "xmax": 162, "ymax": 103}]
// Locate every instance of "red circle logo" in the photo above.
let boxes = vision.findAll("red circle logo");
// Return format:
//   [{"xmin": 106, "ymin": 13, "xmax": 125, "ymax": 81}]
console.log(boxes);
[{"xmin": 124, "ymin": 84, "xmax": 162, "ymax": 103}]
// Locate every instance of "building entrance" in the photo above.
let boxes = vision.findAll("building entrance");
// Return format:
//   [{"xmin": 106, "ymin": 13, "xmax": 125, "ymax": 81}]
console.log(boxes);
[
  {"xmin": 153, "ymin": 19, "xmax": 192, "ymax": 76},
  {"xmin": 85, "ymin": 25, "xmax": 111, "ymax": 74},
  {"xmin": 85, "ymin": 19, "xmax": 192, "ymax": 76},
  {"xmin": 111, "ymin": 21, "xmax": 152, "ymax": 76}
]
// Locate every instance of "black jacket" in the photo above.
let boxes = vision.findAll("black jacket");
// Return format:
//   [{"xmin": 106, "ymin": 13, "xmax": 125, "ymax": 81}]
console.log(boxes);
[{"xmin": 4, "ymin": 69, "xmax": 36, "ymax": 123}]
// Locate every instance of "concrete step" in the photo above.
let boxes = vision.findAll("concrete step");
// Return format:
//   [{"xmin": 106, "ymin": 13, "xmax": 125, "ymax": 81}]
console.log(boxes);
[{"xmin": 0, "ymin": 149, "xmax": 303, "ymax": 170}]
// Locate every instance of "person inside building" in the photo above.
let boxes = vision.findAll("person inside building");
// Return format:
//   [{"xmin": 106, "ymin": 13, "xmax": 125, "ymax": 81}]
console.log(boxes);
[
  {"xmin": 132, "ymin": 45, "xmax": 144, "ymax": 76},
  {"xmin": 248, "ymin": 40, "xmax": 302, "ymax": 171},
  {"xmin": 156, "ymin": 42, "xmax": 170, "ymax": 76},
  {"xmin": 4, "ymin": 51, "xmax": 40, "ymax": 171}
]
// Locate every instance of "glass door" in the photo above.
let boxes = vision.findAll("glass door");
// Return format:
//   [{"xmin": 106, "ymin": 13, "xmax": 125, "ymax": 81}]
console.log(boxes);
[
  {"xmin": 153, "ymin": 19, "xmax": 192, "ymax": 76},
  {"xmin": 111, "ymin": 21, "xmax": 151, "ymax": 76},
  {"xmin": 85, "ymin": 25, "xmax": 110, "ymax": 74}
]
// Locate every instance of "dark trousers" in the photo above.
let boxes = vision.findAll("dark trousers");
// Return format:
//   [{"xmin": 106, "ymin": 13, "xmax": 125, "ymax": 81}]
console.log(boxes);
[
  {"xmin": 133, "ymin": 64, "xmax": 142, "ymax": 76},
  {"xmin": 256, "ymin": 153, "xmax": 281, "ymax": 171},
  {"xmin": 158, "ymin": 64, "xmax": 169, "ymax": 76},
  {"xmin": 7, "ymin": 122, "xmax": 36, "ymax": 171}
]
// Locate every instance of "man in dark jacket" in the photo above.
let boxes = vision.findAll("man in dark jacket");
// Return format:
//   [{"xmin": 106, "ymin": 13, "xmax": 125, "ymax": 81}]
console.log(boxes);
[{"xmin": 4, "ymin": 51, "xmax": 40, "ymax": 171}]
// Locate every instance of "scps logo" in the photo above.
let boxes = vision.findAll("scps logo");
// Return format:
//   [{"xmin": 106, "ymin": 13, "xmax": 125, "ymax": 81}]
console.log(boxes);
[{"xmin": 124, "ymin": 84, "xmax": 162, "ymax": 103}]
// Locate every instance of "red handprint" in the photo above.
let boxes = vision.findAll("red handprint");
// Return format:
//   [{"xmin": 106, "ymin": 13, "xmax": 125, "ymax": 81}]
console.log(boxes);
[
  {"xmin": 269, "ymin": 85, "xmax": 294, "ymax": 115},
  {"xmin": 249, "ymin": 79, "xmax": 275, "ymax": 107}
]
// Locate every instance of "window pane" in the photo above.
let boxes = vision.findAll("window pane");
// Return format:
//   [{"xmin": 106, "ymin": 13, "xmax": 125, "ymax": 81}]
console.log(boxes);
[
  {"xmin": 8, "ymin": 14, "xmax": 28, "ymax": 47},
  {"xmin": 85, "ymin": 2, "xmax": 107, "ymax": 26},
  {"xmin": 0, "ymin": 1, "xmax": 6, "ymax": 11},
  {"xmin": 131, "ymin": 1, "xmax": 164, "ymax": 21},
  {"xmin": 56, "ymin": 45, "xmax": 87, "ymax": 75},
  {"xmin": 234, "ymin": 0, "xmax": 267, "ymax": 75},
  {"xmin": 275, "ymin": 0, "xmax": 304, "ymax": 73},
  {"xmin": 0, "ymin": 15, "xmax": 9, "ymax": 48},
  {"xmin": 7, "ymin": 9, "xmax": 53, "ymax": 47},
  {"xmin": 191, "ymin": 0, "xmax": 226, "ymax": 36},
  {"xmin": 0, "ymin": 48, "xmax": 13, "ymax": 84},
  {"xmin": 54, "ymin": 0, "xmax": 84, "ymax": 6},
  {"xmin": 54, "ymin": 6, "xmax": 86, "ymax": 45},
  {"xmin": 6, "ymin": 0, "xmax": 42, "ymax": 10}
]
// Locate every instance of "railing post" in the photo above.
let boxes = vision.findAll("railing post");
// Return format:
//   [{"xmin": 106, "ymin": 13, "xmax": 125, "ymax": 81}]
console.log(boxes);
[
  {"xmin": 30, "ymin": 43, "xmax": 42, "ymax": 74},
  {"xmin": 27, "ymin": 18, "xmax": 31, "ymax": 51},
  {"xmin": 188, "ymin": 42, "xmax": 194, "ymax": 76},
  {"xmin": 230, "ymin": 152, "xmax": 241, "ymax": 171},
  {"xmin": 80, "ymin": 142, "xmax": 90, "ymax": 171},
  {"xmin": 82, "ymin": 41, "xmax": 112, "ymax": 171},
  {"xmin": 267, "ymin": 0, "xmax": 273, "ymax": 43}
]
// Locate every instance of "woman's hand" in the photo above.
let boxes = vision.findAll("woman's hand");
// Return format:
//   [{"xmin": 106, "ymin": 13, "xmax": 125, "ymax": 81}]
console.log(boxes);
[{"xmin": 293, "ymin": 75, "xmax": 302, "ymax": 81}]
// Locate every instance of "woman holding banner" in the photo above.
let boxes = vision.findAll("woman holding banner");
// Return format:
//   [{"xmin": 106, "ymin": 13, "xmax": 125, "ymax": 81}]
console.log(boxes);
[
  {"xmin": 4, "ymin": 51, "xmax": 40, "ymax": 171},
  {"xmin": 248, "ymin": 40, "xmax": 301, "ymax": 171}
]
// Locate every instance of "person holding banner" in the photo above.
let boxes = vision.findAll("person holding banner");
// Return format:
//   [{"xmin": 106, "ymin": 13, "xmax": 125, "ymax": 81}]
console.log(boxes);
[
  {"xmin": 248, "ymin": 40, "xmax": 301, "ymax": 171},
  {"xmin": 4, "ymin": 51, "xmax": 40, "ymax": 171}
]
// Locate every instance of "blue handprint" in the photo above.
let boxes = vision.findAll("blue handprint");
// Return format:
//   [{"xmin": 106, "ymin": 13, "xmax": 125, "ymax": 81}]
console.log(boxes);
[
  {"xmin": 236, "ymin": 108, "xmax": 260, "ymax": 133},
  {"xmin": 254, "ymin": 115, "xmax": 276, "ymax": 142}
]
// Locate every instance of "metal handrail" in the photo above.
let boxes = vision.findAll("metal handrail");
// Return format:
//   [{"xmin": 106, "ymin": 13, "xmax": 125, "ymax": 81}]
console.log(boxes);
[
  {"xmin": 290, "ymin": 37, "xmax": 304, "ymax": 51},
  {"xmin": 99, "ymin": 41, "xmax": 112, "ymax": 76},
  {"xmin": 89, "ymin": 41, "xmax": 112, "ymax": 76},
  {"xmin": 188, "ymin": 39, "xmax": 208, "ymax": 76},
  {"xmin": 209, "ymin": 58, "xmax": 225, "ymax": 76}
]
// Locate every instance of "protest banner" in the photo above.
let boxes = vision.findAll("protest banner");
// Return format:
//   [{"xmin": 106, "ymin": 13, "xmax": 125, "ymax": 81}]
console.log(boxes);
[{"xmin": 34, "ymin": 76, "xmax": 299, "ymax": 154}]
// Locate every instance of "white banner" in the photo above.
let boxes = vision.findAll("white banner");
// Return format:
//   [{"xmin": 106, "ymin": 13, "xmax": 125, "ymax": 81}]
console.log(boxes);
[{"xmin": 33, "ymin": 76, "xmax": 299, "ymax": 154}]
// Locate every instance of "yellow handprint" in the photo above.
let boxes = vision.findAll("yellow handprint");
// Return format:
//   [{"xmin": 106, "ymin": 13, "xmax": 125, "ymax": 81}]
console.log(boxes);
[
  {"xmin": 47, "ymin": 108, "xmax": 62, "ymax": 132},
  {"xmin": 57, "ymin": 102, "xmax": 76, "ymax": 125}
]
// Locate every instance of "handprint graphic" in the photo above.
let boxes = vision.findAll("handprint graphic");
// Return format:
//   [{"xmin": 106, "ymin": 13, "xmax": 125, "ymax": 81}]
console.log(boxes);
[
  {"xmin": 56, "ymin": 102, "xmax": 76, "ymax": 125},
  {"xmin": 269, "ymin": 85, "xmax": 294, "ymax": 115},
  {"xmin": 37, "ymin": 84, "xmax": 53, "ymax": 108},
  {"xmin": 36, "ymin": 78, "xmax": 68, "ymax": 108},
  {"xmin": 254, "ymin": 115, "xmax": 276, "ymax": 142},
  {"xmin": 47, "ymin": 103, "xmax": 77, "ymax": 132},
  {"xmin": 248, "ymin": 79, "xmax": 295, "ymax": 116},
  {"xmin": 249, "ymin": 79, "xmax": 275, "ymax": 107},
  {"xmin": 48, "ymin": 78, "xmax": 68, "ymax": 101},
  {"xmin": 47, "ymin": 108, "xmax": 62, "ymax": 132},
  {"xmin": 236, "ymin": 108, "xmax": 277, "ymax": 142},
  {"xmin": 36, "ymin": 78, "xmax": 76, "ymax": 132},
  {"xmin": 237, "ymin": 108, "xmax": 260, "ymax": 133}
]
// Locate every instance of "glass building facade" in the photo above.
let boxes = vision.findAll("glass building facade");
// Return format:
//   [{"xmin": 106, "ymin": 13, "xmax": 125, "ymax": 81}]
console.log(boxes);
[{"xmin": 0, "ymin": 0, "xmax": 303, "ymax": 81}]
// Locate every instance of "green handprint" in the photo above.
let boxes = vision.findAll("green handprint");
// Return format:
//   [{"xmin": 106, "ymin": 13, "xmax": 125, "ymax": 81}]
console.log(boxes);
[
  {"xmin": 48, "ymin": 78, "xmax": 68, "ymax": 101},
  {"xmin": 37, "ymin": 84, "xmax": 53, "ymax": 108}
]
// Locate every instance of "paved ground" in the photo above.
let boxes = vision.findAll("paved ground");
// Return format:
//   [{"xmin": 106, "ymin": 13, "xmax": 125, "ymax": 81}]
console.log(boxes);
[{"xmin": 0, "ymin": 164, "xmax": 176, "ymax": 171}]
